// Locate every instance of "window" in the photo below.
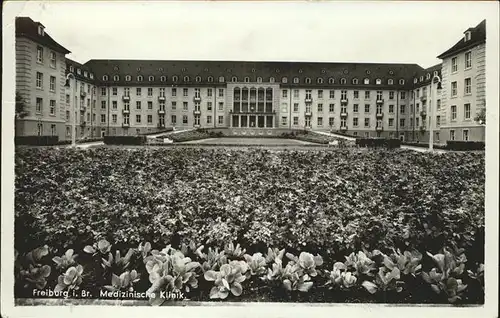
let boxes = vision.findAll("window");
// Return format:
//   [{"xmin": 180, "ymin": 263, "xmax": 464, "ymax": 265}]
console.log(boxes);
[
  {"xmin": 281, "ymin": 116, "xmax": 288, "ymax": 126},
  {"xmin": 137, "ymin": 75, "xmax": 143, "ymax": 82},
  {"xmin": 329, "ymin": 117, "xmax": 334, "ymax": 127},
  {"xmin": 376, "ymin": 91, "xmax": 383, "ymax": 100},
  {"xmin": 364, "ymin": 118, "xmax": 370, "ymax": 127},
  {"xmin": 305, "ymin": 90, "xmax": 312, "ymax": 100},
  {"xmin": 352, "ymin": 78, "xmax": 359, "ymax": 85},
  {"xmin": 437, "ymin": 99, "xmax": 441, "ymax": 110},
  {"xmin": 451, "ymin": 81, "xmax": 457, "ymax": 97},
  {"xmin": 183, "ymin": 102, "xmax": 188, "ymax": 110},
  {"xmin": 136, "ymin": 114, "xmax": 141, "ymax": 123},
  {"xmin": 462, "ymin": 129, "xmax": 469, "ymax": 141},
  {"xmin": 171, "ymin": 115, "xmax": 177, "ymax": 125},
  {"xmin": 218, "ymin": 116, "xmax": 224, "ymax": 124},
  {"xmin": 195, "ymin": 76, "xmax": 202, "ymax": 83},
  {"xmin": 172, "ymin": 88, "xmax": 177, "ymax": 97},
  {"xmin": 400, "ymin": 118, "xmax": 405, "ymax": 128},
  {"xmin": 65, "ymin": 110, "xmax": 70, "ymax": 121},
  {"xmin": 36, "ymin": 72, "xmax": 43, "ymax": 89},
  {"xmin": 49, "ymin": 100, "xmax": 56, "ymax": 115},
  {"xmin": 416, "ymin": 118, "xmax": 419, "ymax": 127},
  {"xmin": 317, "ymin": 104, "xmax": 323, "ymax": 112},
  {"xmin": 101, "ymin": 114, "xmax": 106, "ymax": 123},
  {"xmin": 293, "ymin": 77, "xmax": 299, "ymax": 84},
  {"xmin": 436, "ymin": 116, "xmax": 440, "ymax": 126},
  {"xmin": 353, "ymin": 104, "xmax": 358, "ymax": 113},
  {"xmin": 171, "ymin": 101, "xmax": 177, "ymax": 110},
  {"xmin": 376, "ymin": 79, "xmax": 382, "ymax": 85},
  {"xmin": 112, "ymin": 101, "xmax": 117, "ymax": 109},
  {"xmin": 218, "ymin": 102, "xmax": 224, "ymax": 110},
  {"xmin": 219, "ymin": 89, "xmax": 224, "ymax": 97},
  {"xmin": 35, "ymin": 97, "xmax": 43, "ymax": 113},
  {"xmin": 317, "ymin": 117, "xmax": 323, "ymax": 126},
  {"xmin": 244, "ymin": 77, "xmax": 250, "ymax": 83},
  {"xmin": 136, "ymin": 88, "xmax": 142, "ymax": 96},
  {"xmin": 340, "ymin": 90, "xmax": 347, "ymax": 100},
  {"xmin": 125, "ymin": 75, "xmax": 131, "ymax": 81},
  {"xmin": 206, "ymin": 88, "xmax": 212, "ymax": 97},
  {"xmin": 282, "ymin": 90, "xmax": 288, "ymax": 98},
  {"xmin": 340, "ymin": 78, "xmax": 346, "ymax": 84},
  {"xmin": 364, "ymin": 104, "xmax": 370, "ymax": 113},
  {"xmin": 388, "ymin": 118, "xmax": 394, "ymax": 127},
  {"xmin": 207, "ymin": 102, "xmax": 212, "ymax": 111},
  {"xmin": 49, "ymin": 76, "xmax": 56, "ymax": 92},
  {"xmin": 416, "ymin": 89, "xmax": 420, "ymax": 98},
  {"xmin": 353, "ymin": 117, "xmax": 358, "ymax": 127},
  {"xmin": 318, "ymin": 90, "xmax": 323, "ymax": 99},
  {"xmin": 464, "ymin": 78, "xmax": 471, "ymax": 95},
  {"xmin": 388, "ymin": 92, "xmax": 394, "ymax": 100},
  {"xmin": 293, "ymin": 117, "xmax": 299, "ymax": 125},
  {"xmin": 465, "ymin": 51, "xmax": 472, "ymax": 69},
  {"xmin": 36, "ymin": 46, "xmax": 43, "ymax": 63},
  {"xmin": 464, "ymin": 103, "xmax": 471, "ymax": 119},
  {"xmin": 400, "ymin": 104, "xmax": 406, "ymax": 114},
  {"xmin": 148, "ymin": 88, "xmax": 153, "ymax": 96},
  {"xmin": 148, "ymin": 101, "xmax": 153, "ymax": 110},
  {"xmin": 399, "ymin": 79, "xmax": 405, "ymax": 85},
  {"xmin": 293, "ymin": 90, "xmax": 299, "ymax": 98},
  {"xmin": 388, "ymin": 79, "xmax": 393, "ymax": 85},
  {"xmin": 112, "ymin": 114, "xmax": 117, "ymax": 123},
  {"xmin": 281, "ymin": 77, "xmax": 287, "ymax": 83},
  {"xmin": 48, "ymin": 51, "xmax": 57, "ymax": 68},
  {"xmin": 136, "ymin": 101, "xmax": 141, "ymax": 110},
  {"xmin": 160, "ymin": 76, "xmax": 166, "ymax": 82},
  {"xmin": 451, "ymin": 57, "xmax": 458, "ymax": 73},
  {"xmin": 364, "ymin": 91, "xmax": 370, "ymax": 99},
  {"xmin": 329, "ymin": 78, "xmax": 334, "ymax": 84},
  {"xmin": 183, "ymin": 88, "xmax": 188, "ymax": 97},
  {"xmin": 207, "ymin": 115, "xmax": 212, "ymax": 124},
  {"xmin": 329, "ymin": 104, "xmax": 334, "ymax": 112},
  {"xmin": 451, "ymin": 105, "xmax": 457, "ymax": 120},
  {"xmin": 290, "ymin": 103, "xmax": 297, "ymax": 112},
  {"xmin": 450, "ymin": 130, "xmax": 456, "ymax": 141}
]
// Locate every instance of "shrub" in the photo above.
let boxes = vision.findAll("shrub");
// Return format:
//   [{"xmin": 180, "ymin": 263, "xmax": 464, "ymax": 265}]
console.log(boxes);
[
  {"xmin": 103, "ymin": 136, "xmax": 147, "ymax": 145},
  {"xmin": 15, "ymin": 136, "xmax": 59, "ymax": 146},
  {"xmin": 356, "ymin": 138, "xmax": 400, "ymax": 148},
  {"xmin": 446, "ymin": 141, "xmax": 485, "ymax": 151}
]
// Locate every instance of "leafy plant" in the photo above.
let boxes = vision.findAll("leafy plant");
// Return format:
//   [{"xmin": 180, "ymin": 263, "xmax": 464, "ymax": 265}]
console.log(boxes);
[
  {"xmin": 54, "ymin": 265, "xmax": 84, "ymax": 292},
  {"xmin": 384, "ymin": 249, "xmax": 422, "ymax": 277},
  {"xmin": 84, "ymin": 239, "xmax": 112, "ymax": 255},
  {"xmin": 224, "ymin": 242, "xmax": 246, "ymax": 260},
  {"xmin": 286, "ymin": 252, "xmax": 323, "ymax": 277},
  {"xmin": 137, "ymin": 242, "xmax": 152, "ymax": 260},
  {"xmin": 145, "ymin": 248, "xmax": 201, "ymax": 305},
  {"xmin": 52, "ymin": 249, "xmax": 78, "ymax": 270},
  {"xmin": 344, "ymin": 251, "xmax": 376, "ymax": 276},
  {"xmin": 243, "ymin": 252, "xmax": 267, "ymax": 277},
  {"xmin": 325, "ymin": 262, "xmax": 358, "ymax": 289},
  {"xmin": 17, "ymin": 245, "xmax": 52, "ymax": 290},
  {"xmin": 422, "ymin": 248, "xmax": 468, "ymax": 303},
  {"xmin": 362, "ymin": 267, "xmax": 403, "ymax": 294},
  {"xmin": 264, "ymin": 247, "xmax": 285, "ymax": 265},
  {"xmin": 204, "ymin": 261, "xmax": 248, "ymax": 299},
  {"xmin": 200, "ymin": 247, "xmax": 228, "ymax": 272},
  {"xmin": 101, "ymin": 248, "xmax": 135, "ymax": 272},
  {"xmin": 104, "ymin": 270, "xmax": 140, "ymax": 292}
]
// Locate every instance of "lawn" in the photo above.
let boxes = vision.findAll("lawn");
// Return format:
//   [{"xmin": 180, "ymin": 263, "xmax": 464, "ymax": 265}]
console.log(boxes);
[{"xmin": 14, "ymin": 147, "xmax": 485, "ymax": 304}]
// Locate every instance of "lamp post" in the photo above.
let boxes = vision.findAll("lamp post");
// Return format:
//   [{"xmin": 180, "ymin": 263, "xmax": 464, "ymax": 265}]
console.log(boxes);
[
  {"xmin": 429, "ymin": 74, "xmax": 442, "ymax": 151},
  {"xmin": 65, "ymin": 73, "xmax": 76, "ymax": 147}
]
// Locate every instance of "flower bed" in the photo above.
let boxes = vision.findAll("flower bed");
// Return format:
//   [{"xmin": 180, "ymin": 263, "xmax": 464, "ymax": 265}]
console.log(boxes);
[
  {"xmin": 161, "ymin": 129, "xmax": 223, "ymax": 142},
  {"xmin": 14, "ymin": 148, "xmax": 484, "ymax": 303}
]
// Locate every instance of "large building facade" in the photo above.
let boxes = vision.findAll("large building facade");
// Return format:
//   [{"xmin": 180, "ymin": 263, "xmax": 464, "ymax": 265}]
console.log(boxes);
[{"xmin": 15, "ymin": 17, "xmax": 486, "ymax": 143}]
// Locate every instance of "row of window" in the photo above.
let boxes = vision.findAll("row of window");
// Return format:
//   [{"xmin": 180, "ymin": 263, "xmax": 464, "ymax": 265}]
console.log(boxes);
[
  {"xmin": 36, "ymin": 46, "xmax": 57, "ymax": 68},
  {"xmin": 35, "ymin": 97, "xmax": 57, "ymax": 115},
  {"xmin": 450, "ymin": 78, "xmax": 473, "ymax": 97},
  {"xmin": 101, "ymin": 74, "xmax": 407, "ymax": 86},
  {"xmin": 35, "ymin": 72, "xmax": 58, "ymax": 92},
  {"xmin": 68, "ymin": 65, "xmax": 94, "ymax": 79},
  {"xmin": 450, "ymin": 104, "xmax": 472, "ymax": 121},
  {"xmin": 451, "ymin": 51, "xmax": 473, "ymax": 73},
  {"xmin": 413, "ymin": 71, "xmax": 440, "ymax": 84}
]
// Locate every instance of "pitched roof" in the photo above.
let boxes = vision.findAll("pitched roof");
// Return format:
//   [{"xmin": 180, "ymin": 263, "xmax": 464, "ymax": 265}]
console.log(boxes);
[
  {"xmin": 15, "ymin": 17, "xmax": 71, "ymax": 54},
  {"xmin": 412, "ymin": 63, "xmax": 442, "ymax": 88},
  {"xmin": 65, "ymin": 58, "xmax": 96, "ymax": 83},
  {"xmin": 84, "ymin": 59, "xmax": 424, "ymax": 89},
  {"xmin": 437, "ymin": 19, "xmax": 486, "ymax": 59}
]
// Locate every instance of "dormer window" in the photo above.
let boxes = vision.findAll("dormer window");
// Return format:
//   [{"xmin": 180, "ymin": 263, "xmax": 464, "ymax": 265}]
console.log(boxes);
[
  {"xmin": 183, "ymin": 76, "xmax": 190, "ymax": 82},
  {"xmin": 149, "ymin": 76, "xmax": 154, "ymax": 81},
  {"xmin": 388, "ymin": 79, "xmax": 393, "ymax": 85},
  {"xmin": 69, "ymin": 66, "xmax": 74, "ymax": 73},
  {"xmin": 89, "ymin": 73, "xmax": 94, "ymax": 79},
  {"xmin": 352, "ymin": 78, "xmax": 359, "ymax": 84},
  {"xmin": 464, "ymin": 31, "xmax": 471, "ymax": 42},
  {"xmin": 244, "ymin": 77, "xmax": 250, "ymax": 83},
  {"xmin": 399, "ymin": 79, "xmax": 405, "ymax": 85},
  {"xmin": 84, "ymin": 71, "xmax": 88, "ymax": 77},
  {"xmin": 281, "ymin": 77, "xmax": 287, "ymax": 83},
  {"xmin": 103, "ymin": 75, "xmax": 109, "ymax": 81},
  {"xmin": 113, "ymin": 75, "xmax": 119, "ymax": 81},
  {"xmin": 363, "ymin": 78, "xmax": 369, "ymax": 85},
  {"xmin": 137, "ymin": 75, "xmax": 143, "ymax": 81},
  {"xmin": 433, "ymin": 71, "xmax": 438, "ymax": 76},
  {"xmin": 420, "ymin": 76, "xmax": 424, "ymax": 82},
  {"xmin": 340, "ymin": 78, "xmax": 346, "ymax": 84},
  {"xmin": 317, "ymin": 78, "xmax": 323, "ymax": 84},
  {"xmin": 208, "ymin": 76, "xmax": 213, "ymax": 82},
  {"xmin": 38, "ymin": 25, "xmax": 45, "ymax": 36},
  {"xmin": 414, "ymin": 78, "xmax": 418, "ymax": 84},
  {"xmin": 328, "ymin": 78, "xmax": 334, "ymax": 84},
  {"xmin": 270, "ymin": 77, "xmax": 275, "ymax": 83},
  {"xmin": 426, "ymin": 74, "xmax": 431, "ymax": 80},
  {"xmin": 293, "ymin": 77, "xmax": 299, "ymax": 84},
  {"xmin": 160, "ymin": 76, "xmax": 166, "ymax": 82},
  {"xmin": 77, "ymin": 69, "xmax": 81, "ymax": 75},
  {"xmin": 375, "ymin": 79, "xmax": 382, "ymax": 85},
  {"xmin": 257, "ymin": 77, "xmax": 263, "ymax": 83},
  {"xmin": 305, "ymin": 78, "xmax": 311, "ymax": 84},
  {"xmin": 232, "ymin": 76, "xmax": 238, "ymax": 82},
  {"xmin": 196, "ymin": 76, "xmax": 202, "ymax": 82}
]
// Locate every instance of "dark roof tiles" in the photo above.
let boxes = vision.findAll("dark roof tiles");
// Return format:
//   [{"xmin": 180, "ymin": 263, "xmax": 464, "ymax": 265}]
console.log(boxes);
[
  {"xmin": 437, "ymin": 19, "xmax": 486, "ymax": 59},
  {"xmin": 15, "ymin": 17, "xmax": 70, "ymax": 54}
]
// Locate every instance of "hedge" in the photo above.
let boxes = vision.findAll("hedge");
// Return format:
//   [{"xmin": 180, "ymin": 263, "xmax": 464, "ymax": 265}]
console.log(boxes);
[
  {"xmin": 103, "ymin": 136, "xmax": 147, "ymax": 145},
  {"xmin": 446, "ymin": 141, "xmax": 485, "ymax": 151},
  {"xmin": 401, "ymin": 142, "xmax": 448, "ymax": 150},
  {"xmin": 356, "ymin": 138, "xmax": 401, "ymax": 149},
  {"xmin": 15, "ymin": 136, "xmax": 59, "ymax": 146}
]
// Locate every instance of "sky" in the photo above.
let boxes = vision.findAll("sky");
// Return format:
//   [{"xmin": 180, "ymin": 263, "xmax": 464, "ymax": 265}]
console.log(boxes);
[{"xmin": 4, "ymin": 1, "xmax": 498, "ymax": 68}]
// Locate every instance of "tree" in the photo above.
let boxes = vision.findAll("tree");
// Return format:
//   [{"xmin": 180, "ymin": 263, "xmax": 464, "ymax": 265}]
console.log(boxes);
[
  {"xmin": 15, "ymin": 91, "xmax": 28, "ymax": 119},
  {"xmin": 474, "ymin": 107, "xmax": 486, "ymax": 125}
]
